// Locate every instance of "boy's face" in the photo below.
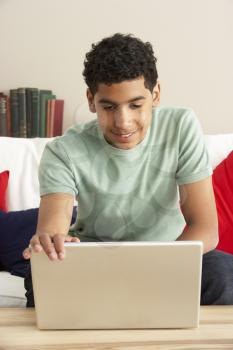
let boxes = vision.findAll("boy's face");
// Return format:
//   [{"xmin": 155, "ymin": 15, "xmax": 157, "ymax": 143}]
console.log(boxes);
[{"xmin": 87, "ymin": 76, "xmax": 160, "ymax": 150}]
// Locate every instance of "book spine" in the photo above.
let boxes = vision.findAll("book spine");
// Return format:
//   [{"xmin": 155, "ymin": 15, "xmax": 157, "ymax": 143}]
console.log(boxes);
[
  {"xmin": 53, "ymin": 100, "xmax": 64, "ymax": 136},
  {"xmin": 17, "ymin": 88, "xmax": 27, "ymax": 137},
  {"xmin": 39, "ymin": 90, "xmax": 52, "ymax": 137},
  {"xmin": 46, "ymin": 99, "xmax": 51, "ymax": 137},
  {"xmin": 10, "ymin": 89, "xmax": 20, "ymax": 137},
  {"xmin": 49, "ymin": 99, "xmax": 56, "ymax": 137},
  {"xmin": 31, "ymin": 89, "xmax": 39, "ymax": 137},
  {"xmin": 6, "ymin": 96, "xmax": 11, "ymax": 137},
  {"xmin": 0, "ymin": 96, "xmax": 7, "ymax": 136},
  {"xmin": 26, "ymin": 88, "xmax": 33, "ymax": 138}
]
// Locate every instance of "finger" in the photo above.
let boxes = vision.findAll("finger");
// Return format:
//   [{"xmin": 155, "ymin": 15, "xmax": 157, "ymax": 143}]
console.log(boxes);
[
  {"xmin": 22, "ymin": 247, "xmax": 31, "ymax": 260},
  {"xmin": 64, "ymin": 235, "xmax": 80, "ymax": 243},
  {"xmin": 53, "ymin": 234, "xmax": 66, "ymax": 260},
  {"xmin": 70, "ymin": 237, "xmax": 80, "ymax": 243},
  {"xmin": 30, "ymin": 235, "xmax": 43, "ymax": 253},
  {"xmin": 64, "ymin": 235, "xmax": 72, "ymax": 242},
  {"xmin": 39, "ymin": 234, "xmax": 58, "ymax": 261}
]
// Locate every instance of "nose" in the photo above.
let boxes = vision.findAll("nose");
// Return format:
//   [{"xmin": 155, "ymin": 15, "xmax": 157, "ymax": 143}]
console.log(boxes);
[{"xmin": 114, "ymin": 107, "xmax": 133, "ymax": 130}]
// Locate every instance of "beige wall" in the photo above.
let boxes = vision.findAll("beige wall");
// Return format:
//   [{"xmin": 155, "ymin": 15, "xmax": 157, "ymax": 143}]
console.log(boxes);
[{"xmin": 1, "ymin": 0, "xmax": 232, "ymax": 134}]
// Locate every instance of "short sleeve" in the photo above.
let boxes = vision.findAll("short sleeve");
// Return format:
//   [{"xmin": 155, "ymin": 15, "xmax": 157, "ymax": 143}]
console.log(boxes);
[
  {"xmin": 38, "ymin": 139, "xmax": 78, "ymax": 197},
  {"xmin": 176, "ymin": 110, "xmax": 213, "ymax": 185}
]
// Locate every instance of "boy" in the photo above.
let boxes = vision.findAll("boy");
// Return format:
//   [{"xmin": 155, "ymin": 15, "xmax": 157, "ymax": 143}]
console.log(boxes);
[{"xmin": 23, "ymin": 33, "xmax": 233, "ymax": 306}]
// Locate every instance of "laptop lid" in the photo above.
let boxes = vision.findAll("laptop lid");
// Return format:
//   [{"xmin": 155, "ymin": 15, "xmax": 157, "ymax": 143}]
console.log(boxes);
[{"xmin": 30, "ymin": 241, "xmax": 203, "ymax": 329}]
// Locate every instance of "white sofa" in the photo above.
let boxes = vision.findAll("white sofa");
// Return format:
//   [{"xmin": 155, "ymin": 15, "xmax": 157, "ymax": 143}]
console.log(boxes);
[
  {"xmin": 0, "ymin": 137, "xmax": 53, "ymax": 307},
  {"xmin": 0, "ymin": 134, "xmax": 233, "ymax": 307}
]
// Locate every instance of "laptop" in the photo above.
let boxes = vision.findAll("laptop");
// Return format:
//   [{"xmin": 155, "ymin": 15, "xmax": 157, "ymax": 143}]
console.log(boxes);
[{"xmin": 30, "ymin": 241, "xmax": 203, "ymax": 330}]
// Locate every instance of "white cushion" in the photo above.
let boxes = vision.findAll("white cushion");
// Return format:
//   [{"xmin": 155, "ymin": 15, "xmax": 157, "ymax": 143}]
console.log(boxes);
[
  {"xmin": 0, "ymin": 137, "xmax": 53, "ymax": 211},
  {"xmin": 205, "ymin": 134, "xmax": 233, "ymax": 169}
]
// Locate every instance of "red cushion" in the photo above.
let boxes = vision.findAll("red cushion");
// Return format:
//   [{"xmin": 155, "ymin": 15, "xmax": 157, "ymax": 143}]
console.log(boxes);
[
  {"xmin": 213, "ymin": 151, "xmax": 233, "ymax": 254},
  {"xmin": 0, "ymin": 170, "xmax": 9, "ymax": 212}
]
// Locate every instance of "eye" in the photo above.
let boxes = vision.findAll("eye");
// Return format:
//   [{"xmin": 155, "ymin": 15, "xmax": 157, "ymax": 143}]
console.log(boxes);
[
  {"xmin": 130, "ymin": 104, "xmax": 142, "ymax": 109},
  {"xmin": 103, "ymin": 105, "xmax": 114, "ymax": 110}
]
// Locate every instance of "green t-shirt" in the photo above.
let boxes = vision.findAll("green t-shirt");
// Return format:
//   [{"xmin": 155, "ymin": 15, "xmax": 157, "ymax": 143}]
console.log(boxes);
[{"xmin": 39, "ymin": 106, "xmax": 212, "ymax": 242}]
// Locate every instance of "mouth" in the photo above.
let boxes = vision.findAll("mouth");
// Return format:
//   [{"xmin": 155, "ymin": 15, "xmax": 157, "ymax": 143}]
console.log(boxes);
[
  {"xmin": 112, "ymin": 130, "xmax": 137, "ymax": 138},
  {"xmin": 110, "ymin": 130, "xmax": 138, "ymax": 144}
]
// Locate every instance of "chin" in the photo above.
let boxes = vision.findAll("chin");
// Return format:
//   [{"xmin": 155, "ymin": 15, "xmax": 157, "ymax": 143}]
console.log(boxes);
[
  {"xmin": 115, "ymin": 144, "xmax": 135, "ymax": 150},
  {"xmin": 113, "ymin": 140, "xmax": 140, "ymax": 150}
]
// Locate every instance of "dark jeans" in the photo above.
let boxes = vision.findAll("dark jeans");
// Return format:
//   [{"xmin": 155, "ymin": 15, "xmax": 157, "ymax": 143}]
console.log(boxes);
[{"xmin": 24, "ymin": 249, "xmax": 233, "ymax": 307}]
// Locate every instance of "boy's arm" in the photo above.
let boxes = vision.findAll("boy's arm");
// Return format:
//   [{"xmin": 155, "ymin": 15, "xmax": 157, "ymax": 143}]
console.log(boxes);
[
  {"xmin": 23, "ymin": 193, "xmax": 80, "ymax": 261},
  {"xmin": 177, "ymin": 176, "xmax": 219, "ymax": 254}
]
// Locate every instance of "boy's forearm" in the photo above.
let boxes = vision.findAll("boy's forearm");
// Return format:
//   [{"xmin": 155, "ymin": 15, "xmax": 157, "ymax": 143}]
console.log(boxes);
[
  {"xmin": 23, "ymin": 193, "xmax": 79, "ymax": 261},
  {"xmin": 176, "ymin": 224, "xmax": 219, "ymax": 254},
  {"xmin": 36, "ymin": 193, "xmax": 75, "ymax": 237}
]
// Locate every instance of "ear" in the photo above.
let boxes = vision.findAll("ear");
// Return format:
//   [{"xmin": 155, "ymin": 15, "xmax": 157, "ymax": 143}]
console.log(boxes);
[
  {"xmin": 152, "ymin": 81, "xmax": 161, "ymax": 107},
  {"xmin": 86, "ymin": 89, "xmax": 96, "ymax": 113}
]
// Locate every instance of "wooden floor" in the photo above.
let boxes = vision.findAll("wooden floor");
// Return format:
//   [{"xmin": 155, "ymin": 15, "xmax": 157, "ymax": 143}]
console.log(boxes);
[{"xmin": 0, "ymin": 306, "xmax": 233, "ymax": 349}]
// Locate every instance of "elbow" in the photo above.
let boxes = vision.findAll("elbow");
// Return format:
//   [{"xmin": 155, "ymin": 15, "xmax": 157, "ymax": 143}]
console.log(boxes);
[
  {"xmin": 205, "ymin": 227, "xmax": 219, "ymax": 253},
  {"xmin": 211, "ymin": 217, "xmax": 219, "ymax": 249},
  {"xmin": 204, "ymin": 203, "xmax": 219, "ymax": 252},
  {"xmin": 212, "ymin": 210, "xmax": 219, "ymax": 247},
  {"xmin": 213, "ymin": 228, "xmax": 219, "ymax": 248},
  {"xmin": 208, "ymin": 236, "xmax": 219, "ymax": 252}
]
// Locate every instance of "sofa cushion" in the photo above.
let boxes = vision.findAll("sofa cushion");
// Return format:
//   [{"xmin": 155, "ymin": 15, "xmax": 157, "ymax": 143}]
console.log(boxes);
[
  {"xmin": 0, "ymin": 206, "xmax": 78, "ymax": 277},
  {"xmin": 205, "ymin": 134, "xmax": 233, "ymax": 170},
  {"xmin": 0, "ymin": 137, "xmax": 53, "ymax": 211},
  {"xmin": 213, "ymin": 151, "xmax": 233, "ymax": 254},
  {"xmin": 0, "ymin": 170, "xmax": 9, "ymax": 212}
]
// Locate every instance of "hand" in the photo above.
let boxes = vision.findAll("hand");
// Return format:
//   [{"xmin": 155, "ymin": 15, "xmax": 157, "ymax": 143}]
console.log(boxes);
[{"xmin": 23, "ymin": 233, "xmax": 80, "ymax": 261}]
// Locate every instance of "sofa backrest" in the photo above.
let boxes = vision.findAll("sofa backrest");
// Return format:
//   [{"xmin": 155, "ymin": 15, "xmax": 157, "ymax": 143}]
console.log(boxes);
[{"xmin": 1, "ymin": 134, "xmax": 233, "ymax": 211}]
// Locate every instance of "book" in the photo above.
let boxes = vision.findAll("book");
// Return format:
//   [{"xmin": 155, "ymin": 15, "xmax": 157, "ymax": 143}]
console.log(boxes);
[
  {"xmin": 0, "ymin": 93, "xmax": 11, "ymax": 136},
  {"xmin": 31, "ymin": 89, "xmax": 39, "ymax": 137},
  {"xmin": 25, "ymin": 88, "xmax": 37, "ymax": 138},
  {"xmin": 0, "ymin": 94, "xmax": 7, "ymax": 136},
  {"xmin": 39, "ymin": 90, "xmax": 53, "ymax": 137},
  {"xmin": 10, "ymin": 89, "xmax": 20, "ymax": 137},
  {"xmin": 6, "ymin": 95, "xmax": 11, "ymax": 136},
  {"xmin": 46, "ymin": 98, "xmax": 56, "ymax": 137},
  {"xmin": 53, "ymin": 99, "xmax": 64, "ymax": 136},
  {"xmin": 17, "ymin": 88, "xmax": 27, "ymax": 137}
]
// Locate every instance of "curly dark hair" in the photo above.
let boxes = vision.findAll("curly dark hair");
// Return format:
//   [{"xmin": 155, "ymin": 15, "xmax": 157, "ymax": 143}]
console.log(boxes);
[{"xmin": 82, "ymin": 33, "xmax": 158, "ymax": 95}]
